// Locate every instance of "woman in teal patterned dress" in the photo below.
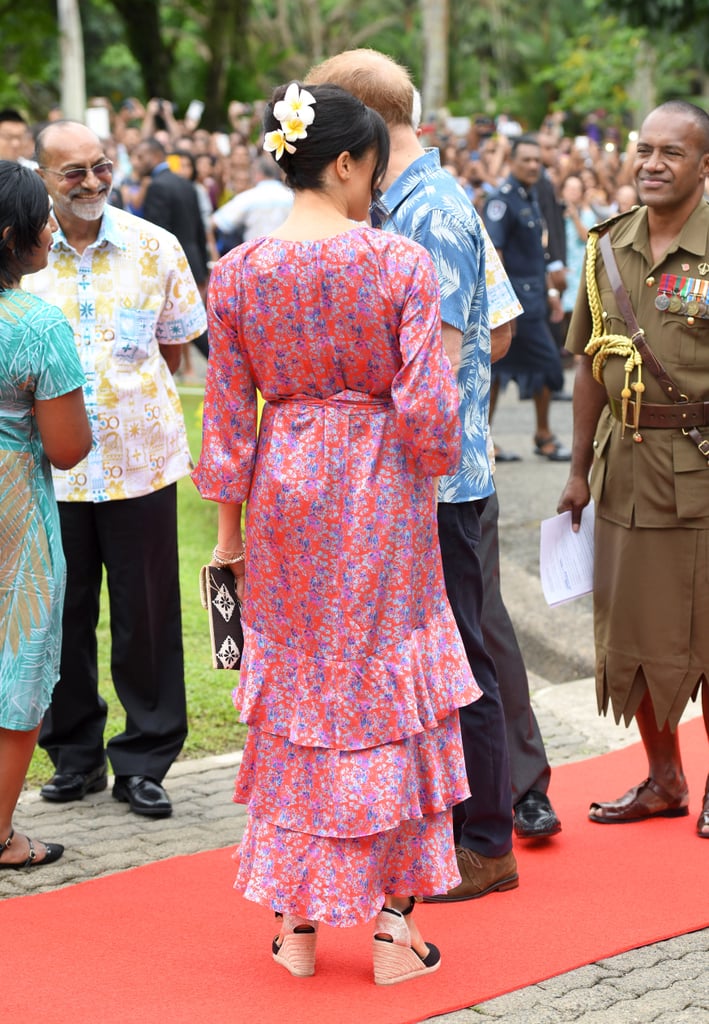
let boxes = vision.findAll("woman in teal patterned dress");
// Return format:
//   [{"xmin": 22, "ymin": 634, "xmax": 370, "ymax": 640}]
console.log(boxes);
[{"xmin": 0, "ymin": 162, "xmax": 91, "ymax": 869}]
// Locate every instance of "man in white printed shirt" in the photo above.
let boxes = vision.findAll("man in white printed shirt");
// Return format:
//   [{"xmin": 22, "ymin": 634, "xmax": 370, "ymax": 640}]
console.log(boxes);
[
  {"xmin": 25, "ymin": 120, "xmax": 206, "ymax": 818},
  {"xmin": 211, "ymin": 154, "xmax": 292, "ymax": 246}
]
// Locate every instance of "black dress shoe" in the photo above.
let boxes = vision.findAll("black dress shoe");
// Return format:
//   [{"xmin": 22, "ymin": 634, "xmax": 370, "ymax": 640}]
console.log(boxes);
[
  {"xmin": 514, "ymin": 789, "xmax": 562, "ymax": 839},
  {"xmin": 40, "ymin": 765, "xmax": 107, "ymax": 803},
  {"xmin": 112, "ymin": 775, "xmax": 172, "ymax": 818}
]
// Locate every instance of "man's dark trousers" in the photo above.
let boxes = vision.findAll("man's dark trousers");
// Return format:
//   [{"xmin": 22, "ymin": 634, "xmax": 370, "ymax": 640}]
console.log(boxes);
[
  {"xmin": 479, "ymin": 489, "xmax": 551, "ymax": 803},
  {"xmin": 438, "ymin": 498, "xmax": 513, "ymax": 858},
  {"xmin": 40, "ymin": 484, "xmax": 187, "ymax": 781}
]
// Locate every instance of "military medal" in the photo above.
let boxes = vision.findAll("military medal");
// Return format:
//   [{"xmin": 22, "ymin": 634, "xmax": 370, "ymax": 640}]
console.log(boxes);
[
  {"xmin": 697, "ymin": 278, "xmax": 709, "ymax": 316},
  {"xmin": 655, "ymin": 273, "xmax": 671, "ymax": 310},
  {"xmin": 662, "ymin": 274, "xmax": 691, "ymax": 314},
  {"xmin": 654, "ymin": 272, "xmax": 709, "ymax": 316}
]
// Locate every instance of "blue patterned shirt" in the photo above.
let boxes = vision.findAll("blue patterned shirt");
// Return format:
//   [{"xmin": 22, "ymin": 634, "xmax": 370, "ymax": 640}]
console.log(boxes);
[{"xmin": 374, "ymin": 149, "xmax": 493, "ymax": 502}]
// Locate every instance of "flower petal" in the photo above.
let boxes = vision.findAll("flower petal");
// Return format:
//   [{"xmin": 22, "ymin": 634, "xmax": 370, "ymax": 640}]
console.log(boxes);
[
  {"xmin": 263, "ymin": 129, "xmax": 286, "ymax": 160},
  {"xmin": 281, "ymin": 117, "xmax": 308, "ymax": 141}
]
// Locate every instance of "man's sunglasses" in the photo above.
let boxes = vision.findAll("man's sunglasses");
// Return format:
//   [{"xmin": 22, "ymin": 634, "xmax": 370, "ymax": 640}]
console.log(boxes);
[{"xmin": 39, "ymin": 161, "xmax": 113, "ymax": 184}]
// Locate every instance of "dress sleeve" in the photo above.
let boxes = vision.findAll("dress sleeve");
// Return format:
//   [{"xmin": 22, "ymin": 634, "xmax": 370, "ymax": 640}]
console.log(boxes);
[
  {"xmin": 33, "ymin": 305, "xmax": 86, "ymax": 400},
  {"xmin": 389, "ymin": 243, "xmax": 462, "ymax": 477},
  {"xmin": 191, "ymin": 255, "xmax": 258, "ymax": 502}
]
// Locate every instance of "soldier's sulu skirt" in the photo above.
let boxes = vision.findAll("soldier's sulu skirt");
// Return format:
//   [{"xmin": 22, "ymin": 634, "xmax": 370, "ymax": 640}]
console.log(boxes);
[{"xmin": 593, "ymin": 516, "xmax": 708, "ymax": 731}]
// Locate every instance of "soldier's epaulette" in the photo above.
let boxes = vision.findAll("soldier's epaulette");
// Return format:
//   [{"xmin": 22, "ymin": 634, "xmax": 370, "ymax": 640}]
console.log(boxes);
[{"xmin": 588, "ymin": 206, "xmax": 640, "ymax": 236}]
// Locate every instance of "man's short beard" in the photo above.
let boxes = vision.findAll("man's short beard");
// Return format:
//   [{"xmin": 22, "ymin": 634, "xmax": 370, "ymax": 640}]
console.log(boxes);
[{"xmin": 68, "ymin": 193, "xmax": 108, "ymax": 221}]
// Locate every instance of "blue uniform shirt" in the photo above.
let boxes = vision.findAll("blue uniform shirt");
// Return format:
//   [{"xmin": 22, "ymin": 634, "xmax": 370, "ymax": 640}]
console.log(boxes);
[
  {"xmin": 484, "ymin": 175, "xmax": 548, "ymax": 321},
  {"xmin": 373, "ymin": 149, "xmax": 493, "ymax": 503}
]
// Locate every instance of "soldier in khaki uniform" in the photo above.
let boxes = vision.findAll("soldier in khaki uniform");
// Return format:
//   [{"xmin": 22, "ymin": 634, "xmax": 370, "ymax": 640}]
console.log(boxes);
[{"xmin": 559, "ymin": 100, "xmax": 709, "ymax": 839}]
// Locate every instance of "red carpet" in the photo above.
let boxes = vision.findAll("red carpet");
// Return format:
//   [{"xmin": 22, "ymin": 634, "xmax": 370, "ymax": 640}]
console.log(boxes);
[{"xmin": 2, "ymin": 719, "xmax": 707, "ymax": 1024}]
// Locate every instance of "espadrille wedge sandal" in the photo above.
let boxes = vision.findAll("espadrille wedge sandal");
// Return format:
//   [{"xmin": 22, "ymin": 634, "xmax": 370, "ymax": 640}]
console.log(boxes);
[
  {"xmin": 271, "ymin": 913, "xmax": 318, "ymax": 977},
  {"xmin": 372, "ymin": 898, "xmax": 441, "ymax": 986}
]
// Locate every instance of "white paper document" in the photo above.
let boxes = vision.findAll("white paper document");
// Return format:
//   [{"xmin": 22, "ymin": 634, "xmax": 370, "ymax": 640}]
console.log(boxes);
[{"xmin": 539, "ymin": 500, "xmax": 595, "ymax": 606}]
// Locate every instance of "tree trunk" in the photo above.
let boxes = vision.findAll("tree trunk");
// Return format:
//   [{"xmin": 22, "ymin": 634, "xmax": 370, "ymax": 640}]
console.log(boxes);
[
  {"xmin": 628, "ymin": 38, "xmax": 656, "ymax": 126},
  {"xmin": 57, "ymin": 0, "xmax": 86, "ymax": 120},
  {"xmin": 108, "ymin": 0, "xmax": 174, "ymax": 100},
  {"xmin": 202, "ymin": 0, "xmax": 249, "ymax": 129},
  {"xmin": 421, "ymin": 0, "xmax": 448, "ymax": 119}
]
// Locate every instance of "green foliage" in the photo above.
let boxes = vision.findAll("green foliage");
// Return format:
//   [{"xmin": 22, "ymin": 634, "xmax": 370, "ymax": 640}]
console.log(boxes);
[
  {"xmin": 3, "ymin": 0, "xmax": 708, "ymax": 132},
  {"xmin": 3, "ymin": 0, "xmax": 709, "ymax": 174},
  {"xmin": 595, "ymin": 0, "xmax": 709, "ymax": 31},
  {"xmin": 533, "ymin": 16, "xmax": 643, "ymax": 120},
  {"xmin": 534, "ymin": 7, "xmax": 700, "ymax": 128},
  {"xmin": 243, "ymin": 0, "xmax": 406, "ymax": 92},
  {"xmin": 0, "ymin": 0, "xmax": 59, "ymax": 116}
]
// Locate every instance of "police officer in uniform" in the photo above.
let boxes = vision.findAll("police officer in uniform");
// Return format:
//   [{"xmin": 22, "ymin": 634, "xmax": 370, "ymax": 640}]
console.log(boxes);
[
  {"xmin": 483, "ymin": 134, "xmax": 571, "ymax": 461},
  {"xmin": 558, "ymin": 100, "xmax": 709, "ymax": 839}
]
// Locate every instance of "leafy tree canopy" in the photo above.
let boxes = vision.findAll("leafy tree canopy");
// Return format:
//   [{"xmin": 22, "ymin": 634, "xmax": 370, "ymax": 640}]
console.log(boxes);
[
  {"xmin": 1, "ymin": 0, "xmax": 708, "ymax": 131},
  {"xmin": 596, "ymin": 0, "xmax": 709, "ymax": 31}
]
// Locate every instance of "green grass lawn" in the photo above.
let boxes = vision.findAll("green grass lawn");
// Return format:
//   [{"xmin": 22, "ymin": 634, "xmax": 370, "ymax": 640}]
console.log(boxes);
[{"xmin": 27, "ymin": 388, "xmax": 248, "ymax": 788}]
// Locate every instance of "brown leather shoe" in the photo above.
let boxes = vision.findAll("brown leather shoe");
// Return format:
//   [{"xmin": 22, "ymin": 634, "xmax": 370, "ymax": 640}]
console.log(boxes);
[{"xmin": 423, "ymin": 846, "xmax": 519, "ymax": 903}]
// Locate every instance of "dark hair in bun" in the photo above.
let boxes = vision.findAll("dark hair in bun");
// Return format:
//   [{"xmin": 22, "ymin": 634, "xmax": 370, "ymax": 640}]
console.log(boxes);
[{"xmin": 263, "ymin": 81, "xmax": 389, "ymax": 193}]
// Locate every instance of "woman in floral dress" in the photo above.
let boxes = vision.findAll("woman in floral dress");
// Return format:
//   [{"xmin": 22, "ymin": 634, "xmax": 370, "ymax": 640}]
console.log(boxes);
[
  {"xmin": 193, "ymin": 83, "xmax": 479, "ymax": 984},
  {"xmin": 0, "ymin": 162, "xmax": 91, "ymax": 869}
]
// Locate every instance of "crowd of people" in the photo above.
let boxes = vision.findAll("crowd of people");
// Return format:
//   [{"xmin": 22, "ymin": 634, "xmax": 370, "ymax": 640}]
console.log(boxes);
[
  {"xmin": 1, "ymin": 50, "xmax": 708, "ymax": 990},
  {"xmin": 0, "ymin": 98, "xmax": 644, "ymax": 267}
]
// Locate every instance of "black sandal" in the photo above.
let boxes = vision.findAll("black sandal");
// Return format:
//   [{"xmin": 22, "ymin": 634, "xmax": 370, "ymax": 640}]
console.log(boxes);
[
  {"xmin": 0, "ymin": 829, "xmax": 64, "ymax": 869},
  {"xmin": 533, "ymin": 434, "xmax": 571, "ymax": 462}
]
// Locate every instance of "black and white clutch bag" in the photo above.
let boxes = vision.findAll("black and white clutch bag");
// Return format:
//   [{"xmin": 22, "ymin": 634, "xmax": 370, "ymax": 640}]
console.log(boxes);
[{"xmin": 199, "ymin": 564, "xmax": 244, "ymax": 670}]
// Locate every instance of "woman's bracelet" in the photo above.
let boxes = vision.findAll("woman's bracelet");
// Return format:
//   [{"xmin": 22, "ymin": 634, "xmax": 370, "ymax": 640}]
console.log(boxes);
[{"xmin": 212, "ymin": 545, "xmax": 245, "ymax": 567}]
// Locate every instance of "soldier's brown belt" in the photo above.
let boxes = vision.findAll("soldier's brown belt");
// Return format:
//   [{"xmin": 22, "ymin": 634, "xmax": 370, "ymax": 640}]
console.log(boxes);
[{"xmin": 608, "ymin": 397, "xmax": 709, "ymax": 429}]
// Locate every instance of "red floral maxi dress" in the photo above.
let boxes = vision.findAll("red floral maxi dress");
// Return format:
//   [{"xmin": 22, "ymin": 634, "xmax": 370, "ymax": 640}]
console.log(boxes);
[{"xmin": 193, "ymin": 225, "xmax": 481, "ymax": 927}]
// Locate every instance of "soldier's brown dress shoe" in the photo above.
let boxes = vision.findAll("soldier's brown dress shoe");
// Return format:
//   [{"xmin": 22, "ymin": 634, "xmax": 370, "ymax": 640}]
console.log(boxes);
[{"xmin": 423, "ymin": 846, "xmax": 519, "ymax": 903}]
